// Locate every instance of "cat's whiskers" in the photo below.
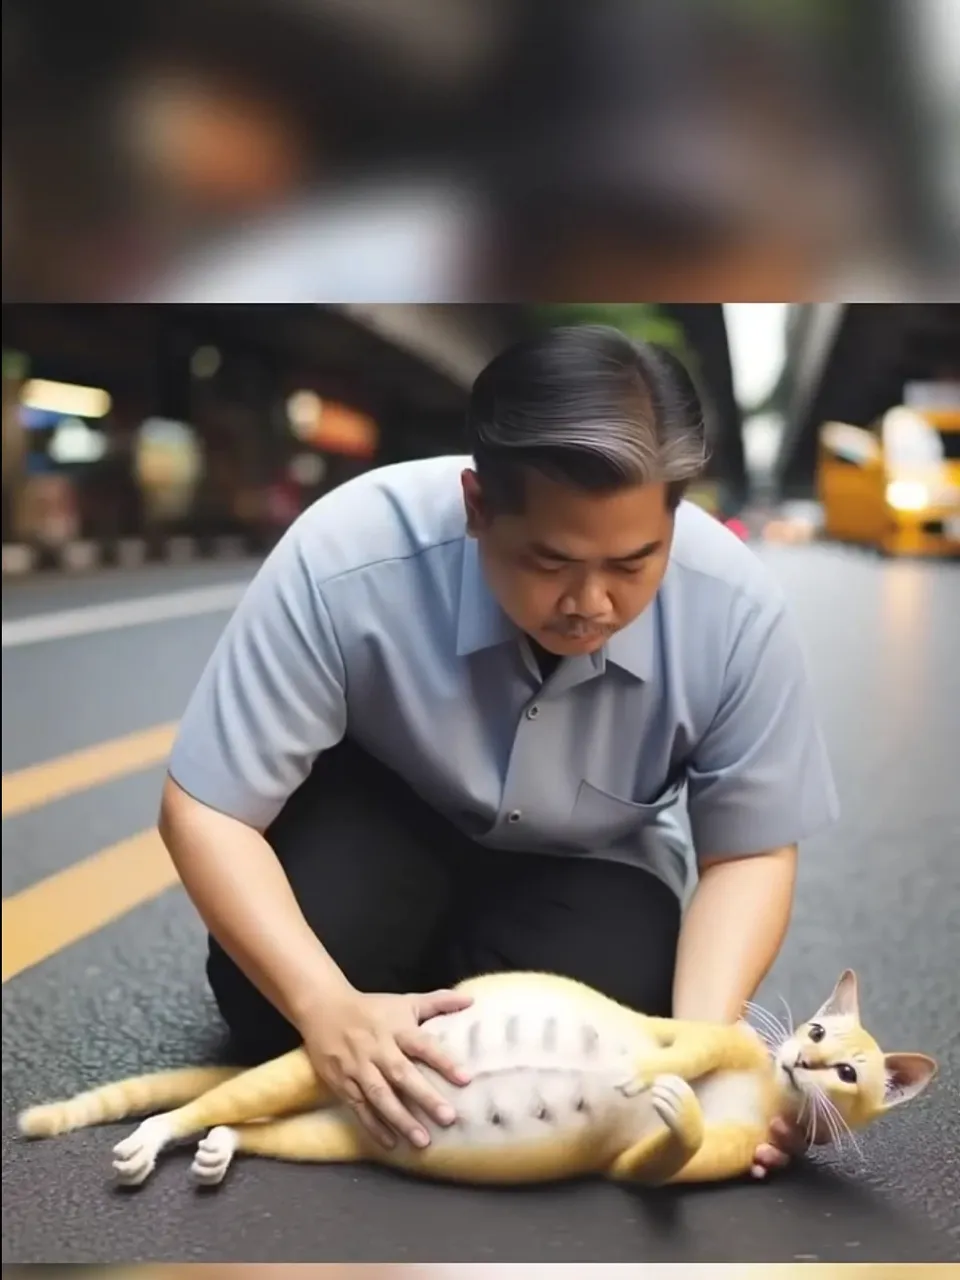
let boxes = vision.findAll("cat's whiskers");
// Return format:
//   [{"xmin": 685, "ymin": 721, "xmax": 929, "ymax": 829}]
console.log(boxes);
[
  {"xmin": 742, "ymin": 1000, "xmax": 789, "ymax": 1047},
  {"xmin": 811, "ymin": 1088, "xmax": 843, "ymax": 1151},
  {"xmin": 777, "ymin": 995, "xmax": 795, "ymax": 1036},
  {"xmin": 815, "ymin": 1087, "xmax": 866, "ymax": 1164},
  {"xmin": 799, "ymin": 1094, "xmax": 817, "ymax": 1150}
]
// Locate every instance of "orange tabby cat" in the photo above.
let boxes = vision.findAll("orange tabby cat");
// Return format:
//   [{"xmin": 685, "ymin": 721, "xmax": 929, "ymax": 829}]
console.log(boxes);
[{"xmin": 19, "ymin": 968, "xmax": 936, "ymax": 1189}]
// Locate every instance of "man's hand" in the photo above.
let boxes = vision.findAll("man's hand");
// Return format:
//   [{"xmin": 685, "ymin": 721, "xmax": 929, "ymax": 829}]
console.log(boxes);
[
  {"xmin": 751, "ymin": 1113, "xmax": 833, "ymax": 1179},
  {"xmin": 300, "ymin": 988, "xmax": 474, "ymax": 1150}
]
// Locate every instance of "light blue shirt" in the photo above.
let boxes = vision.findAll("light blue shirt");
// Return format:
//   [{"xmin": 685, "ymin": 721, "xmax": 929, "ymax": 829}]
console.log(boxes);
[{"xmin": 169, "ymin": 455, "xmax": 839, "ymax": 897}]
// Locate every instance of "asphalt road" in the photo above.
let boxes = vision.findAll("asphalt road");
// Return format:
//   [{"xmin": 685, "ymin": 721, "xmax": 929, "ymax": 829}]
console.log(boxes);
[{"xmin": 2, "ymin": 546, "xmax": 958, "ymax": 1264}]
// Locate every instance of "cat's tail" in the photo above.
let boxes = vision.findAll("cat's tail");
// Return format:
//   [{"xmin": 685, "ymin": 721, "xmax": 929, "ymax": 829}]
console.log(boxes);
[{"xmin": 18, "ymin": 1066, "xmax": 243, "ymax": 1138}]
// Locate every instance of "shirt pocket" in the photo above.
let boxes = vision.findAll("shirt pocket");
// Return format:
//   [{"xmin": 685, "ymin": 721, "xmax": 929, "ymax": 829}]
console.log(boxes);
[{"xmin": 568, "ymin": 775, "xmax": 685, "ymax": 845}]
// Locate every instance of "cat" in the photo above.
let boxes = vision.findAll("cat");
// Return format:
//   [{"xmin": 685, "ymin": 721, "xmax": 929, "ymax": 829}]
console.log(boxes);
[{"xmin": 18, "ymin": 968, "xmax": 936, "ymax": 1190}]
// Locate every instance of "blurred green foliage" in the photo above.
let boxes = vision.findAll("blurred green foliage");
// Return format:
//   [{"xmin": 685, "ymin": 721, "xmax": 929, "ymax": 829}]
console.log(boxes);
[{"xmin": 529, "ymin": 304, "xmax": 689, "ymax": 358}]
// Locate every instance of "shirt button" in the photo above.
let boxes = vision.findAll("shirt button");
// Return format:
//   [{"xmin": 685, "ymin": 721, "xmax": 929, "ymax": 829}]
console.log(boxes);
[
  {"xmin": 507, "ymin": 809, "xmax": 522, "ymax": 823},
  {"xmin": 526, "ymin": 704, "xmax": 540, "ymax": 720}
]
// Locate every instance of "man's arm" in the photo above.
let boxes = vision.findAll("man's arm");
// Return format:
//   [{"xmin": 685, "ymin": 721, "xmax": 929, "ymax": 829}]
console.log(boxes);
[
  {"xmin": 672, "ymin": 845, "xmax": 797, "ymax": 1023},
  {"xmin": 160, "ymin": 522, "xmax": 355, "ymax": 1022},
  {"xmin": 678, "ymin": 585, "xmax": 838, "ymax": 1173},
  {"xmin": 159, "ymin": 778, "xmax": 355, "ymax": 1032}
]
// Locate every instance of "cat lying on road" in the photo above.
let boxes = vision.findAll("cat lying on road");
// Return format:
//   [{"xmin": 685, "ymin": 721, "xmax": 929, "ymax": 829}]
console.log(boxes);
[{"xmin": 19, "ymin": 967, "xmax": 937, "ymax": 1190}]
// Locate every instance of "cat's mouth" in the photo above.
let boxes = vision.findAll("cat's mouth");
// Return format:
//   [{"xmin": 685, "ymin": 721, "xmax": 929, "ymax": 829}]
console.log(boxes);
[{"xmin": 780, "ymin": 1058, "xmax": 814, "ymax": 1090}]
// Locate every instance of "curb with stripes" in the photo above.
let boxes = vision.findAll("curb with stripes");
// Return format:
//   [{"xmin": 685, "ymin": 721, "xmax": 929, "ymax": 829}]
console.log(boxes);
[{"xmin": 1, "ymin": 533, "xmax": 270, "ymax": 577}]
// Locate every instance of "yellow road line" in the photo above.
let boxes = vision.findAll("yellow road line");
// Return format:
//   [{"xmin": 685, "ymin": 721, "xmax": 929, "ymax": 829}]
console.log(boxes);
[
  {"xmin": 2, "ymin": 828, "xmax": 182, "ymax": 983},
  {"xmin": 2, "ymin": 722, "xmax": 178, "ymax": 818}
]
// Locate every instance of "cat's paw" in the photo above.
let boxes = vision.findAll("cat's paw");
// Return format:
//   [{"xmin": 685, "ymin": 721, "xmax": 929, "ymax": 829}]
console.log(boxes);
[
  {"xmin": 112, "ymin": 1116, "xmax": 172, "ymax": 1186},
  {"xmin": 651, "ymin": 1074, "xmax": 704, "ymax": 1150},
  {"xmin": 650, "ymin": 1074, "xmax": 696, "ymax": 1126},
  {"xmin": 615, "ymin": 1059, "xmax": 656, "ymax": 1098},
  {"xmin": 191, "ymin": 1126, "xmax": 238, "ymax": 1187}
]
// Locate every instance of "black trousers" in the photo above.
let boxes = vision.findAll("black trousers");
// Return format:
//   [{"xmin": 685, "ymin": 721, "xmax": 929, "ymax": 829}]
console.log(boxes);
[{"xmin": 207, "ymin": 739, "xmax": 682, "ymax": 1061}]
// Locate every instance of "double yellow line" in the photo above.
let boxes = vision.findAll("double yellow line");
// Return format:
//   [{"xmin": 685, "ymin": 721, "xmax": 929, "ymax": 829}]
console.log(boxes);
[{"xmin": 2, "ymin": 723, "xmax": 182, "ymax": 983}]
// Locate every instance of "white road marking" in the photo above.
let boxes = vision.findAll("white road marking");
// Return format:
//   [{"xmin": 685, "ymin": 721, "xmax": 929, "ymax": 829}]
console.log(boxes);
[{"xmin": 1, "ymin": 583, "xmax": 248, "ymax": 649}]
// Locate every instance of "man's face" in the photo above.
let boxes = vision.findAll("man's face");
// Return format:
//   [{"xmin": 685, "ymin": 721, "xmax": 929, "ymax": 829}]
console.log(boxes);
[{"xmin": 463, "ymin": 468, "xmax": 675, "ymax": 656}]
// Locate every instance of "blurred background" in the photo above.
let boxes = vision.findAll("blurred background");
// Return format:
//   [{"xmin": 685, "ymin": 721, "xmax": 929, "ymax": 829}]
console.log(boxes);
[
  {"xmin": 2, "ymin": 0, "xmax": 958, "ymax": 302},
  {"xmin": 2, "ymin": 302, "xmax": 958, "ymax": 568}
]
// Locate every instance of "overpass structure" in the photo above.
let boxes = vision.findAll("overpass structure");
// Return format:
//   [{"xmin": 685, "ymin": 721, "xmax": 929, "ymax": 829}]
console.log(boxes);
[{"xmin": 773, "ymin": 303, "xmax": 960, "ymax": 499}]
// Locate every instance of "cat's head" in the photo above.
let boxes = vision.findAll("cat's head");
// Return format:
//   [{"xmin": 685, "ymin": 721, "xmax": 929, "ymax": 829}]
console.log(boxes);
[{"xmin": 771, "ymin": 969, "xmax": 938, "ymax": 1131}]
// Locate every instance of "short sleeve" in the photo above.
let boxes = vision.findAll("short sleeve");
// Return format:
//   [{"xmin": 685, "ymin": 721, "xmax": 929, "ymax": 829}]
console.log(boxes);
[
  {"xmin": 167, "ymin": 526, "xmax": 347, "ymax": 829},
  {"xmin": 686, "ymin": 596, "xmax": 839, "ymax": 860}
]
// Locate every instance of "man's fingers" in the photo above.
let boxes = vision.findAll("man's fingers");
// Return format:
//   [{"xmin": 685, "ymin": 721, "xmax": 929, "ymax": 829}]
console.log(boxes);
[
  {"xmin": 358, "ymin": 1065, "xmax": 431, "ymax": 1149},
  {"xmin": 400, "ymin": 1030, "xmax": 472, "ymax": 1087},
  {"xmin": 770, "ymin": 1117, "xmax": 806, "ymax": 1154},
  {"xmin": 349, "ymin": 1097, "xmax": 399, "ymax": 1149},
  {"xmin": 413, "ymin": 988, "xmax": 474, "ymax": 1021},
  {"xmin": 754, "ymin": 1141, "xmax": 791, "ymax": 1170},
  {"xmin": 382, "ymin": 1050, "xmax": 459, "ymax": 1127},
  {"xmin": 338, "ymin": 1080, "xmax": 397, "ymax": 1149}
]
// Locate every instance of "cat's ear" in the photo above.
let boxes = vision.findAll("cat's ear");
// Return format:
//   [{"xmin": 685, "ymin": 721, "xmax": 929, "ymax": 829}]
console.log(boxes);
[
  {"xmin": 881, "ymin": 1053, "xmax": 938, "ymax": 1110},
  {"xmin": 811, "ymin": 969, "xmax": 860, "ymax": 1022}
]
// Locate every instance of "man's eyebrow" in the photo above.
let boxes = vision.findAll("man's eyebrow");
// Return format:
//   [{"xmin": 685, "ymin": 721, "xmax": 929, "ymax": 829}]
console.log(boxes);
[{"xmin": 529, "ymin": 540, "xmax": 662, "ymax": 562}]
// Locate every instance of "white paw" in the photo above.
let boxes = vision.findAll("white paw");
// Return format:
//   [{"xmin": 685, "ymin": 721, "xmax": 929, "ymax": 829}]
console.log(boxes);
[
  {"xmin": 651, "ymin": 1074, "xmax": 695, "ymax": 1128},
  {"xmin": 191, "ymin": 1126, "xmax": 238, "ymax": 1187},
  {"xmin": 112, "ymin": 1116, "xmax": 171, "ymax": 1186},
  {"xmin": 615, "ymin": 1070, "xmax": 653, "ymax": 1098}
]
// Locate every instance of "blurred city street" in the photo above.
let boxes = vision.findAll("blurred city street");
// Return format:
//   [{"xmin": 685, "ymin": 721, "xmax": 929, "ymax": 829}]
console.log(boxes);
[{"xmin": 3, "ymin": 543, "xmax": 958, "ymax": 1264}]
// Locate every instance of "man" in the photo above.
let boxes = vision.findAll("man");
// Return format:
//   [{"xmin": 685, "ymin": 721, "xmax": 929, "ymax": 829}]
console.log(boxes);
[{"xmin": 160, "ymin": 324, "xmax": 838, "ymax": 1177}]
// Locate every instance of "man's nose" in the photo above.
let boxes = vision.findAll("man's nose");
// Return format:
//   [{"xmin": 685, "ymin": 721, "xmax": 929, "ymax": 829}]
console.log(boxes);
[{"xmin": 562, "ymin": 576, "xmax": 609, "ymax": 618}]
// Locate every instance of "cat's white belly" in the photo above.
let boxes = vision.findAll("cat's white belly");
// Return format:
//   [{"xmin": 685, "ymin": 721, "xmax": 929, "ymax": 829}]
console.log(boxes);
[
  {"xmin": 366, "ymin": 984, "xmax": 664, "ymax": 1155},
  {"xmin": 693, "ymin": 1070, "xmax": 767, "ymax": 1129}
]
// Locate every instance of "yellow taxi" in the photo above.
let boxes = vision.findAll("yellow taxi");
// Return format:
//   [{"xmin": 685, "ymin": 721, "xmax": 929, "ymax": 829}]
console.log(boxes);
[{"xmin": 817, "ymin": 383, "xmax": 960, "ymax": 556}]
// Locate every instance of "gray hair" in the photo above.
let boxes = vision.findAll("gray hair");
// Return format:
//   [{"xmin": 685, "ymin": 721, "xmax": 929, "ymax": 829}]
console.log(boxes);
[{"xmin": 466, "ymin": 324, "xmax": 709, "ymax": 512}]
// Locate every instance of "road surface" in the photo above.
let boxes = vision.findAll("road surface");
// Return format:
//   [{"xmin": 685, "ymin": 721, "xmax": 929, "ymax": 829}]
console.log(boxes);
[{"xmin": 2, "ymin": 547, "xmax": 958, "ymax": 1264}]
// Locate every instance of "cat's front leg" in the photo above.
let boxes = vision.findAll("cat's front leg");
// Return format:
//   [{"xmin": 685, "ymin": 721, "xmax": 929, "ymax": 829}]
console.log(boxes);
[
  {"xmin": 607, "ymin": 1075, "xmax": 705, "ymax": 1184},
  {"xmin": 617, "ymin": 1022, "xmax": 767, "ymax": 1096}
]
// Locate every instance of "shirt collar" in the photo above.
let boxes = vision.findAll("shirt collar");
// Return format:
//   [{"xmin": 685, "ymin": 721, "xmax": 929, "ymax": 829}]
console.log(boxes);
[
  {"xmin": 604, "ymin": 605, "xmax": 656, "ymax": 681},
  {"xmin": 456, "ymin": 535, "xmax": 520, "ymax": 655},
  {"xmin": 456, "ymin": 534, "xmax": 657, "ymax": 680}
]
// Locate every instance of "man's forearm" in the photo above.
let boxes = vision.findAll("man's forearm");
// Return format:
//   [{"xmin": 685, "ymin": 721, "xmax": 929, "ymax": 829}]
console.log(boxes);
[
  {"xmin": 159, "ymin": 776, "xmax": 355, "ymax": 1029},
  {"xmin": 671, "ymin": 845, "xmax": 797, "ymax": 1023}
]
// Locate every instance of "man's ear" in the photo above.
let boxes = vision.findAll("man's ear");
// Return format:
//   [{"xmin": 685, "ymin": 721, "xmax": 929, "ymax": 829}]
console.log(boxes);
[{"xmin": 461, "ymin": 468, "xmax": 487, "ymax": 536}]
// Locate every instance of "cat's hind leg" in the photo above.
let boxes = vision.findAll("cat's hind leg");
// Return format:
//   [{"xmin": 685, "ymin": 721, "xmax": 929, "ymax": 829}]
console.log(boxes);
[
  {"xmin": 661, "ymin": 1121, "xmax": 767, "ymax": 1184},
  {"xmin": 18, "ymin": 1066, "xmax": 242, "ymax": 1139},
  {"xmin": 112, "ymin": 1048, "xmax": 328, "ymax": 1187},
  {"xmin": 190, "ymin": 1111, "xmax": 367, "ymax": 1187},
  {"xmin": 606, "ymin": 1074, "xmax": 705, "ymax": 1186}
]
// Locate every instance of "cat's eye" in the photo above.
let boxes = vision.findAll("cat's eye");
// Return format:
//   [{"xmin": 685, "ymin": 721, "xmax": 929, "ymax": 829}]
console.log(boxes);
[
  {"xmin": 808, "ymin": 1023, "xmax": 826, "ymax": 1043},
  {"xmin": 836, "ymin": 1063, "xmax": 858, "ymax": 1084}
]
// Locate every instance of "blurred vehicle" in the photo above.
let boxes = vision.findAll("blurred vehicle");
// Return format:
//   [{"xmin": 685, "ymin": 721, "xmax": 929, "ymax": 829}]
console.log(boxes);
[{"xmin": 817, "ymin": 382, "xmax": 960, "ymax": 556}]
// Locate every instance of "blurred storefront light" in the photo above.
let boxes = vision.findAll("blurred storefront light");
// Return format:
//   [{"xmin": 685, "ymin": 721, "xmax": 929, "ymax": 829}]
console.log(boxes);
[
  {"xmin": 285, "ymin": 391, "xmax": 378, "ymax": 458},
  {"xmin": 190, "ymin": 345, "xmax": 222, "ymax": 378},
  {"xmin": 286, "ymin": 390, "xmax": 322, "ymax": 439},
  {"xmin": 48, "ymin": 418, "xmax": 108, "ymax": 464},
  {"xmin": 135, "ymin": 416, "xmax": 203, "ymax": 520},
  {"xmin": 21, "ymin": 379, "xmax": 112, "ymax": 419},
  {"xmin": 289, "ymin": 452, "xmax": 327, "ymax": 486}
]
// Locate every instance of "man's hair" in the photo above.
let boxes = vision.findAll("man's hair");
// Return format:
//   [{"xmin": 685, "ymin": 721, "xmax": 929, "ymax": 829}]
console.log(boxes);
[{"xmin": 465, "ymin": 324, "xmax": 708, "ymax": 513}]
